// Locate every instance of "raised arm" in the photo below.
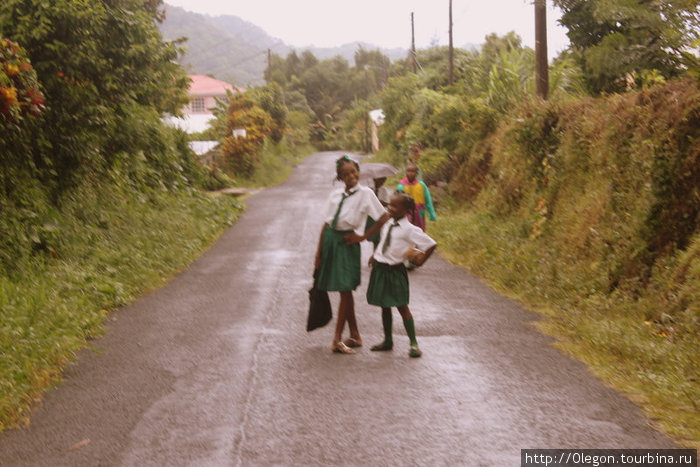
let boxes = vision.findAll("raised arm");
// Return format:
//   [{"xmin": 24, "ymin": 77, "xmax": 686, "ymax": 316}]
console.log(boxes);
[
  {"xmin": 407, "ymin": 244, "xmax": 436, "ymax": 267},
  {"xmin": 344, "ymin": 212, "xmax": 390, "ymax": 244}
]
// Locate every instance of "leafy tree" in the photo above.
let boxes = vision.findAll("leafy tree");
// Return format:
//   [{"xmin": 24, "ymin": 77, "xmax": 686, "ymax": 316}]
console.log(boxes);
[
  {"xmin": 554, "ymin": 0, "xmax": 700, "ymax": 93},
  {"xmin": 219, "ymin": 92, "xmax": 272, "ymax": 177},
  {"xmin": 0, "ymin": 0, "xmax": 189, "ymax": 194},
  {"xmin": 485, "ymin": 45, "xmax": 536, "ymax": 112},
  {"xmin": 250, "ymin": 82, "xmax": 287, "ymax": 143},
  {"xmin": 455, "ymin": 32, "xmax": 525, "ymax": 99},
  {"xmin": 300, "ymin": 50, "xmax": 319, "ymax": 69},
  {"xmin": 548, "ymin": 51, "xmax": 587, "ymax": 98},
  {"xmin": 285, "ymin": 110, "xmax": 312, "ymax": 149},
  {"xmin": 265, "ymin": 47, "xmax": 394, "ymax": 145},
  {"xmin": 354, "ymin": 46, "xmax": 390, "ymax": 93},
  {"xmin": 378, "ymin": 74, "xmax": 420, "ymax": 152},
  {"xmin": 284, "ymin": 88, "xmax": 314, "ymax": 117},
  {"xmin": 1, "ymin": 38, "xmax": 45, "ymax": 193},
  {"xmin": 264, "ymin": 52, "xmax": 289, "ymax": 86}
]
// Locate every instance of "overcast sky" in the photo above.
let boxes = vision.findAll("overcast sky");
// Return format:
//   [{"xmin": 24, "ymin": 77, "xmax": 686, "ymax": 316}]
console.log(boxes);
[{"xmin": 164, "ymin": 0, "xmax": 570, "ymax": 59}]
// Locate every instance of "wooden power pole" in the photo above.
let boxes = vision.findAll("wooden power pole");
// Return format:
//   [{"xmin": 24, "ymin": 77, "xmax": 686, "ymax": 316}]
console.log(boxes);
[
  {"xmin": 448, "ymin": 0, "xmax": 454, "ymax": 85},
  {"xmin": 411, "ymin": 12, "xmax": 417, "ymax": 73},
  {"xmin": 535, "ymin": 0, "xmax": 549, "ymax": 99}
]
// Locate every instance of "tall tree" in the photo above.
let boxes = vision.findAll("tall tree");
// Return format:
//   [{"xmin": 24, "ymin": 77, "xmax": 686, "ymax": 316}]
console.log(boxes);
[
  {"xmin": 554, "ymin": 0, "xmax": 700, "ymax": 93},
  {"xmin": 0, "ymin": 0, "xmax": 189, "ymax": 192}
]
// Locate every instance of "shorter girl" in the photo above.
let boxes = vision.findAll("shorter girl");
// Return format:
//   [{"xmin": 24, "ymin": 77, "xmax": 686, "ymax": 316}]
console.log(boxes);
[{"xmin": 366, "ymin": 193, "xmax": 437, "ymax": 358}]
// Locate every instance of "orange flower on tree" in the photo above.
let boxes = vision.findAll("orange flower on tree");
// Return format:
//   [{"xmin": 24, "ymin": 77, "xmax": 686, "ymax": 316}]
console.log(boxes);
[{"xmin": 1, "ymin": 38, "xmax": 45, "ymax": 123}]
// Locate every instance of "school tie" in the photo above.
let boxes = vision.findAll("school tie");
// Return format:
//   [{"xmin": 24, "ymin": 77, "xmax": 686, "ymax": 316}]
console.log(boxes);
[
  {"xmin": 382, "ymin": 221, "xmax": 399, "ymax": 254},
  {"xmin": 330, "ymin": 190, "xmax": 357, "ymax": 229}
]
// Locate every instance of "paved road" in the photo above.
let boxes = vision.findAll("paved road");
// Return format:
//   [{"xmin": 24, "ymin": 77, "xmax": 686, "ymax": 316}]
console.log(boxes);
[{"xmin": 0, "ymin": 152, "xmax": 678, "ymax": 466}]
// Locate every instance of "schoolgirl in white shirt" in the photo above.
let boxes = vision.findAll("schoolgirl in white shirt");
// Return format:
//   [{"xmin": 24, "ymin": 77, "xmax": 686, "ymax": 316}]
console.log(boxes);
[
  {"xmin": 367, "ymin": 193, "xmax": 437, "ymax": 358},
  {"xmin": 314, "ymin": 155, "xmax": 390, "ymax": 354}
]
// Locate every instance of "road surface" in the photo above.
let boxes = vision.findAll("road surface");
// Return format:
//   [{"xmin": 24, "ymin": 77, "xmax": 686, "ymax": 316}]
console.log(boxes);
[{"xmin": 0, "ymin": 152, "xmax": 678, "ymax": 466}]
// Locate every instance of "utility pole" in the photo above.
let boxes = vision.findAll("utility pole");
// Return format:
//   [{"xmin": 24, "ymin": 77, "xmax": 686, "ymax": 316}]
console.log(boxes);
[
  {"xmin": 266, "ymin": 48, "xmax": 271, "ymax": 83},
  {"xmin": 365, "ymin": 67, "xmax": 371, "ymax": 153},
  {"xmin": 411, "ymin": 12, "xmax": 417, "ymax": 73},
  {"xmin": 448, "ymin": 0, "xmax": 454, "ymax": 85},
  {"xmin": 535, "ymin": 0, "xmax": 548, "ymax": 99}
]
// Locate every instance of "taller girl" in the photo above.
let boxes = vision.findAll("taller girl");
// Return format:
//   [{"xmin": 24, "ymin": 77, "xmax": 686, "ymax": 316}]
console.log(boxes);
[{"xmin": 315, "ymin": 155, "xmax": 390, "ymax": 354}]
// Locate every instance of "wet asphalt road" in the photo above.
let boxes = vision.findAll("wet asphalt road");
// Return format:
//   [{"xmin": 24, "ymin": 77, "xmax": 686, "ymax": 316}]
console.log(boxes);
[{"xmin": 0, "ymin": 151, "xmax": 679, "ymax": 466}]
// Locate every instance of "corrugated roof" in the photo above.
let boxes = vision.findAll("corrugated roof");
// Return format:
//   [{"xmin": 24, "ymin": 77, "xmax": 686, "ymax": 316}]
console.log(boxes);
[{"xmin": 188, "ymin": 74, "xmax": 243, "ymax": 96}]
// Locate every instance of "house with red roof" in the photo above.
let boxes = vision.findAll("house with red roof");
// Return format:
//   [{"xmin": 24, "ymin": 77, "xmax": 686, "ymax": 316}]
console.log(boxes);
[
  {"xmin": 184, "ymin": 74, "xmax": 243, "ymax": 117},
  {"xmin": 166, "ymin": 74, "xmax": 244, "ymax": 133}
]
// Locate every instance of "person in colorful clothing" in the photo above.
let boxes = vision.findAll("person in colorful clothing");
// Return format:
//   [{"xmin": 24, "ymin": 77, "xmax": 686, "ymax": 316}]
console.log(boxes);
[
  {"xmin": 314, "ymin": 155, "xmax": 390, "ymax": 354},
  {"xmin": 367, "ymin": 193, "xmax": 437, "ymax": 358},
  {"xmin": 397, "ymin": 163, "xmax": 436, "ymax": 231}
]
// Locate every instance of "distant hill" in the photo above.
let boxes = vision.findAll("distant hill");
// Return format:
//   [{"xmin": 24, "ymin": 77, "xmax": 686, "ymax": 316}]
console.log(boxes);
[
  {"xmin": 159, "ymin": 5, "xmax": 410, "ymax": 86},
  {"xmin": 159, "ymin": 5, "xmax": 281, "ymax": 86}
]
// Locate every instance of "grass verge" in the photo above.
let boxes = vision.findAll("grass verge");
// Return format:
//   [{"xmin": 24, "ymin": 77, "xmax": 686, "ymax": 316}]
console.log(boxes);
[
  {"xmin": 431, "ymin": 206, "xmax": 699, "ymax": 449},
  {"xmin": 0, "ymin": 185, "xmax": 243, "ymax": 431},
  {"xmin": 232, "ymin": 141, "xmax": 314, "ymax": 188}
]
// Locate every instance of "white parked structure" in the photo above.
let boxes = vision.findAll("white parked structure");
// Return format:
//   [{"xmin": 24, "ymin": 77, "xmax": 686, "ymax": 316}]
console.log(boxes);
[{"xmin": 369, "ymin": 109, "xmax": 385, "ymax": 153}]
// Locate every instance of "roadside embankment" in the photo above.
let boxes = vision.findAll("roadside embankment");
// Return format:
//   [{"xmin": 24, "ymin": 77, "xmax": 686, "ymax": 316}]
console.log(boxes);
[
  {"xmin": 430, "ymin": 79, "xmax": 699, "ymax": 447},
  {"xmin": 0, "ymin": 184, "xmax": 243, "ymax": 431}
]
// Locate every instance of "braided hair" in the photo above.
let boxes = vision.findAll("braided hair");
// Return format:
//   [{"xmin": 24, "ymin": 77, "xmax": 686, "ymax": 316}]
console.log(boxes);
[
  {"xmin": 335, "ymin": 154, "xmax": 360, "ymax": 181},
  {"xmin": 395, "ymin": 192, "xmax": 415, "ymax": 213}
]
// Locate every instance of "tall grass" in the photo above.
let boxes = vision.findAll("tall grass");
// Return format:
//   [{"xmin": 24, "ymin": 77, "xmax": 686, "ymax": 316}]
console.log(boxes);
[{"xmin": 0, "ymin": 183, "xmax": 242, "ymax": 431}]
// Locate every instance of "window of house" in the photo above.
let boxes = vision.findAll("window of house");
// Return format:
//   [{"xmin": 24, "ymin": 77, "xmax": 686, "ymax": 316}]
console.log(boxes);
[{"xmin": 191, "ymin": 97, "xmax": 206, "ymax": 113}]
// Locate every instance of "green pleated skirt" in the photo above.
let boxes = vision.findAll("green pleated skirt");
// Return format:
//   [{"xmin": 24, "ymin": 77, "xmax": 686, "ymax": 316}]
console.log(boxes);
[
  {"xmin": 317, "ymin": 226, "xmax": 361, "ymax": 292},
  {"xmin": 367, "ymin": 261, "xmax": 409, "ymax": 307}
]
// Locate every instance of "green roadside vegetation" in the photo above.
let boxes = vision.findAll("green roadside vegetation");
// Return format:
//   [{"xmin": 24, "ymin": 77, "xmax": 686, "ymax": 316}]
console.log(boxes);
[
  {"xmin": 0, "ymin": 0, "xmax": 305, "ymax": 431},
  {"xmin": 425, "ymin": 81, "xmax": 699, "ymax": 447},
  {"xmin": 0, "ymin": 185, "xmax": 243, "ymax": 429},
  {"xmin": 367, "ymin": 80, "xmax": 698, "ymax": 448}
]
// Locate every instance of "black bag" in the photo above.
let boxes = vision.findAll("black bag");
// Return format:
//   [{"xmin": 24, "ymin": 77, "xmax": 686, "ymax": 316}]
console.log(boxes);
[{"xmin": 307, "ymin": 272, "xmax": 332, "ymax": 331}]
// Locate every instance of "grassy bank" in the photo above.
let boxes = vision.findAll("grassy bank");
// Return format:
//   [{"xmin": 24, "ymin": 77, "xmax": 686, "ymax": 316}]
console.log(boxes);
[
  {"xmin": 0, "ymin": 184, "xmax": 243, "ymax": 431},
  {"xmin": 432, "ymin": 211, "xmax": 698, "ymax": 447},
  {"xmin": 427, "ymin": 80, "xmax": 698, "ymax": 447}
]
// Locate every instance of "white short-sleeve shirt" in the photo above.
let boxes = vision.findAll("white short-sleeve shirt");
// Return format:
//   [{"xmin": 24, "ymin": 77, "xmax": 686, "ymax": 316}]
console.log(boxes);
[
  {"xmin": 373, "ymin": 216, "xmax": 437, "ymax": 266},
  {"xmin": 323, "ymin": 184, "xmax": 386, "ymax": 232}
]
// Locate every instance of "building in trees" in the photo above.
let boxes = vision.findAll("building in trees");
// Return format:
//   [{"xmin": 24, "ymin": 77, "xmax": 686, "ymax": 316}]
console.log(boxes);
[{"xmin": 166, "ymin": 74, "xmax": 244, "ymax": 133}]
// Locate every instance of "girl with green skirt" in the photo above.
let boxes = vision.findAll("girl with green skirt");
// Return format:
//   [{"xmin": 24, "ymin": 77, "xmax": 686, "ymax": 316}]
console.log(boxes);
[
  {"xmin": 367, "ymin": 193, "xmax": 437, "ymax": 358},
  {"xmin": 314, "ymin": 155, "xmax": 389, "ymax": 354}
]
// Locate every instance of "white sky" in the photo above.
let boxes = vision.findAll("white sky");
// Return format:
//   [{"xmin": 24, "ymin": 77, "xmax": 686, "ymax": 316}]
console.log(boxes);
[{"xmin": 164, "ymin": 0, "xmax": 570, "ymax": 59}]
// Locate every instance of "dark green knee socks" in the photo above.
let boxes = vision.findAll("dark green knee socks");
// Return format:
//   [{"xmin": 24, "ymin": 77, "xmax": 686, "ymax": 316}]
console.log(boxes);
[
  {"xmin": 403, "ymin": 318, "xmax": 418, "ymax": 347},
  {"xmin": 381, "ymin": 311, "xmax": 418, "ymax": 348},
  {"xmin": 381, "ymin": 309, "xmax": 393, "ymax": 345}
]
